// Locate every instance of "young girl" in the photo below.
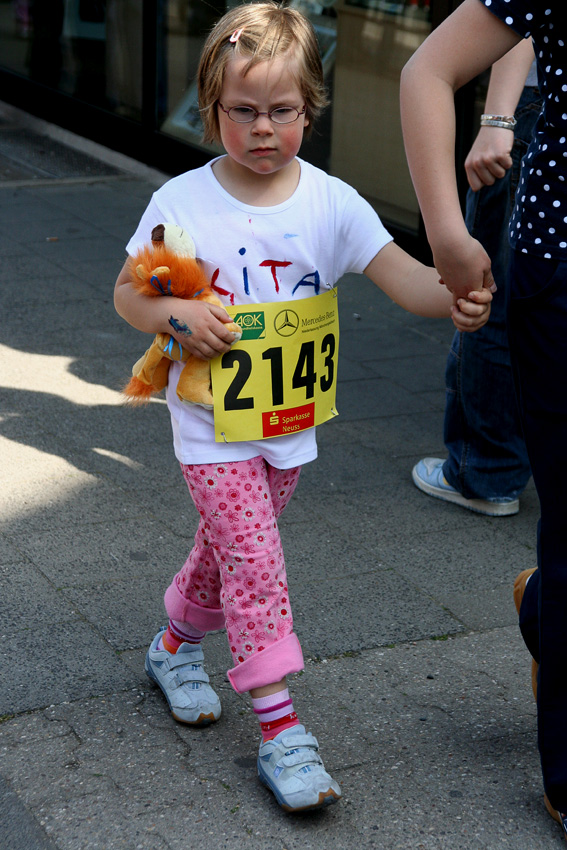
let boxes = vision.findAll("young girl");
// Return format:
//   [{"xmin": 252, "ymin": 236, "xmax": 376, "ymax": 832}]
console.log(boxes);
[{"xmin": 114, "ymin": 1, "xmax": 491, "ymax": 814}]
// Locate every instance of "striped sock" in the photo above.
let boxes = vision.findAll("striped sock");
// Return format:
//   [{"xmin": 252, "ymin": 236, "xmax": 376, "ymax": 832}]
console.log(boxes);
[
  {"xmin": 252, "ymin": 688, "xmax": 300, "ymax": 741},
  {"xmin": 159, "ymin": 619, "xmax": 206, "ymax": 654}
]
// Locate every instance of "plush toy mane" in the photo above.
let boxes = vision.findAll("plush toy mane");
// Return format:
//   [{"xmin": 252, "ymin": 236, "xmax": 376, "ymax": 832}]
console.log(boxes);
[{"xmin": 127, "ymin": 246, "xmax": 211, "ymax": 299}]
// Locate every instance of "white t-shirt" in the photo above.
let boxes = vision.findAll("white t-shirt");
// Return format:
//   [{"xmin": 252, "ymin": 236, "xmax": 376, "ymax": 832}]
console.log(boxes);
[{"xmin": 126, "ymin": 156, "xmax": 392, "ymax": 468}]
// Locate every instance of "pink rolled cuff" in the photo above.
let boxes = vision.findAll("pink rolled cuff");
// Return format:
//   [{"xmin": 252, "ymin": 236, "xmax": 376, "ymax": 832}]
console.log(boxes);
[
  {"xmin": 163, "ymin": 579, "xmax": 226, "ymax": 632},
  {"xmin": 227, "ymin": 632, "xmax": 304, "ymax": 694}
]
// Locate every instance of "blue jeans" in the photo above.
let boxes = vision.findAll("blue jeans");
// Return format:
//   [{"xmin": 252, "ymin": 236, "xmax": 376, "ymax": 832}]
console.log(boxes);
[
  {"xmin": 442, "ymin": 86, "xmax": 542, "ymax": 501},
  {"xmin": 508, "ymin": 251, "xmax": 567, "ymax": 811}
]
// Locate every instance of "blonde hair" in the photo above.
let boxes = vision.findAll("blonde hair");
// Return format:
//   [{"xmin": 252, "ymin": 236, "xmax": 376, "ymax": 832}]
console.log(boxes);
[{"xmin": 197, "ymin": 2, "xmax": 328, "ymax": 144}]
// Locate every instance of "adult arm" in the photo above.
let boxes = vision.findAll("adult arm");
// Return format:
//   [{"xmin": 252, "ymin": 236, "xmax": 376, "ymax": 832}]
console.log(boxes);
[
  {"xmin": 465, "ymin": 37, "xmax": 535, "ymax": 191},
  {"xmin": 400, "ymin": 0, "xmax": 522, "ymax": 300}
]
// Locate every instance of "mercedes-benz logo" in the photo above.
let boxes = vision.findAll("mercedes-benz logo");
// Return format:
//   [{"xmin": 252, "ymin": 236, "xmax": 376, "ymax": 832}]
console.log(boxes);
[{"xmin": 274, "ymin": 308, "xmax": 299, "ymax": 337}]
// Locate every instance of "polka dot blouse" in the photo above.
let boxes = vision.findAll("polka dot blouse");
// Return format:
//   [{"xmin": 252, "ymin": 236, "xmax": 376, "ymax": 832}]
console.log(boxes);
[{"xmin": 482, "ymin": 0, "xmax": 566, "ymax": 259}]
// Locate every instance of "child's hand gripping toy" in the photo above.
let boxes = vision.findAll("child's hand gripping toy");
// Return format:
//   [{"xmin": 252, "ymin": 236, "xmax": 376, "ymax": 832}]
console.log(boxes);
[{"xmin": 122, "ymin": 222, "xmax": 241, "ymax": 408}]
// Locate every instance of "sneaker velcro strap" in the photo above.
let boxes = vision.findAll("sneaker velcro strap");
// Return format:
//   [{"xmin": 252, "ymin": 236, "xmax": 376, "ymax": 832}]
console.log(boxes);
[
  {"xmin": 168, "ymin": 652, "xmax": 204, "ymax": 671},
  {"xmin": 280, "ymin": 731, "xmax": 319, "ymax": 750},
  {"xmin": 281, "ymin": 749, "xmax": 324, "ymax": 769},
  {"xmin": 173, "ymin": 647, "xmax": 205, "ymax": 663},
  {"xmin": 171, "ymin": 667, "xmax": 211, "ymax": 687}
]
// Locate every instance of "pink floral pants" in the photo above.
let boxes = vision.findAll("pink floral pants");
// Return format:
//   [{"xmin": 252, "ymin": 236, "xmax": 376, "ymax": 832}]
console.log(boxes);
[{"xmin": 163, "ymin": 457, "xmax": 305, "ymax": 693}]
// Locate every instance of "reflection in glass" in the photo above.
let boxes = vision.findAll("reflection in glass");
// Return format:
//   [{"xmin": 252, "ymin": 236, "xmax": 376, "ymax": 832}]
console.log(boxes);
[
  {"xmin": 0, "ymin": 1, "xmax": 142, "ymax": 121},
  {"xmin": 331, "ymin": 0, "xmax": 431, "ymax": 230},
  {"xmin": 0, "ymin": 0, "xmax": 434, "ymax": 234}
]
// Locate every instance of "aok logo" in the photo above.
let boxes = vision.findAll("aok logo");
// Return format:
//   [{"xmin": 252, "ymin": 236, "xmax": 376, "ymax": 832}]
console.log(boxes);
[{"xmin": 233, "ymin": 311, "xmax": 266, "ymax": 339}]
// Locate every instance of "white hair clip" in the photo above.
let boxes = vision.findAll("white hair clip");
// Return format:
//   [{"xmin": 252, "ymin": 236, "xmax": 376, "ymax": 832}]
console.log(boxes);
[{"xmin": 230, "ymin": 28, "xmax": 244, "ymax": 43}]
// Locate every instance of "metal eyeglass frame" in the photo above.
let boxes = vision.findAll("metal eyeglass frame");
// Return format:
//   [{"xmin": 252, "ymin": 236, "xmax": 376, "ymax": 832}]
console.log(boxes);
[{"xmin": 218, "ymin": 103, "xmax": 306, "ymax": 124}]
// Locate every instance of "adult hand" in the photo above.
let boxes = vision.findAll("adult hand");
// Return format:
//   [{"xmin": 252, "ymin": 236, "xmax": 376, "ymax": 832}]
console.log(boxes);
[
  {"xmin": 465, "ymin": 125, "xmax": 514, "ymax": 191},
  {"xmin": 433, "ymin": 232, "xmax": 494, "ymax": 302}
]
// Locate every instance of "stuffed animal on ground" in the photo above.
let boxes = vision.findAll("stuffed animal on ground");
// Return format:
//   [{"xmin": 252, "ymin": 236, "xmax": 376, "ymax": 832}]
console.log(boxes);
[{"xmin": 122, "ymin": 223, "xmax": 241, "ymax": 408}]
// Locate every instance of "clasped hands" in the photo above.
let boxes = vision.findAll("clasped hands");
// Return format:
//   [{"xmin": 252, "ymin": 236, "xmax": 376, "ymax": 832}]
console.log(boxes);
[{"xmin": 436, "ymin": 233, "xmax": 496, "ymax": 333}]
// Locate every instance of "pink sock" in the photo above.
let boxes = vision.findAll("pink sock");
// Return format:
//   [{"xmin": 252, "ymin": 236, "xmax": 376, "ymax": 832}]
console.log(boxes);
[
  {"xmin": 158, "ymin": 620, "xmax": 206, "ymax": 653},
  {"xmin": 252, "ymin": 688, "xmax": 300, "ymax": 741}
]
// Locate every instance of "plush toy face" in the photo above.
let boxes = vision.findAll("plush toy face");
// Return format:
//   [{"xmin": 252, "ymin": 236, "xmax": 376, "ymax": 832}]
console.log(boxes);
[{"xmin": 152, "ymin": 222, "xmax": 196, "ymax": 259}]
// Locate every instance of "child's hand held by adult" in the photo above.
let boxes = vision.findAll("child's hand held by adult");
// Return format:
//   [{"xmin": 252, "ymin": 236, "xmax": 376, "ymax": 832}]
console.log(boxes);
[{"xmin": 450, "ymin": 286, "xmax": 492, "ymax": 332}]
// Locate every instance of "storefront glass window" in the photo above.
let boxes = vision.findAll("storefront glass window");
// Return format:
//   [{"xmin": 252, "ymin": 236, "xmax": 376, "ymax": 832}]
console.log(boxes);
[
  {"xmin": 159, "ymin": 0, "xmax": 223, "ymax": 151},
  {"xmin": 331, "ymin": 0, "xmax": 430, "ymax": 230},
  {"xmin": 0, "ymin": 1, "xmax": 142, "ymax": 121},
  {"xmin": 0, "ymin": 0, "xmax": 434, "ymax": 234}
]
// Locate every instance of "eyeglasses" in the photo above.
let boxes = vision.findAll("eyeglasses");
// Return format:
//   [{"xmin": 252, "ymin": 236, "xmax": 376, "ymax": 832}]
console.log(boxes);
[{"xmin": 218, "ymin": 103, "xmax": 306, "ymax": 124}]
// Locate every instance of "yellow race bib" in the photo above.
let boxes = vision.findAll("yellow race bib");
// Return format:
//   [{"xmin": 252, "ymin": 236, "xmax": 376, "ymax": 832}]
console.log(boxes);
[{"xmin": 211, "ymin": 288, "xmax": 339, "ymax": 442}]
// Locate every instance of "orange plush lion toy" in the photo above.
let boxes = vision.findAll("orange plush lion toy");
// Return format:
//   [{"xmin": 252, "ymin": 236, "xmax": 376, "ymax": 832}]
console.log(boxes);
[{"xmin": 123, "ymin": 222, "xmax": 241, "ymax": 408}]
